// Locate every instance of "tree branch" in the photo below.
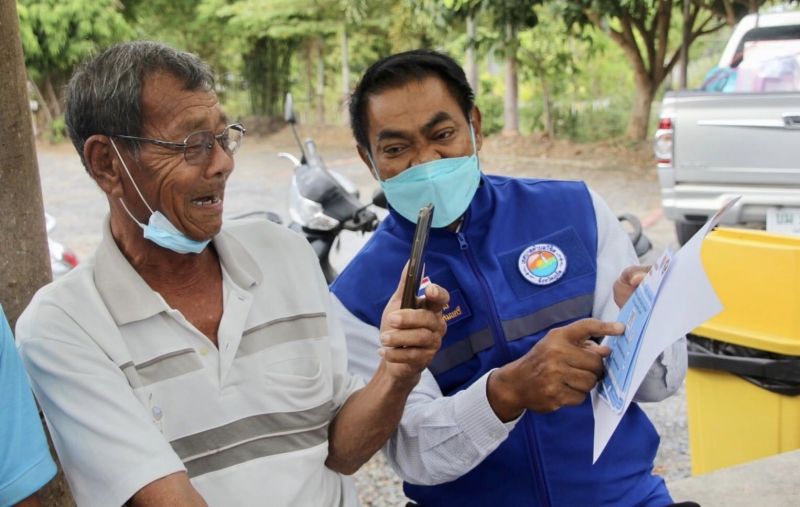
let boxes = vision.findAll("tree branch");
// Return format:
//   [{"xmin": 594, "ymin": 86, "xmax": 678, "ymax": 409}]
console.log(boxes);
[{"xmin": 653, "ymin": 0, "xmax": 671, "ymax": 83}]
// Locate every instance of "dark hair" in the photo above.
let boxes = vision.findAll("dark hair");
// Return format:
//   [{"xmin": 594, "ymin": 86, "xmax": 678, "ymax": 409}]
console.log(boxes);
[
  {"xmin": 64, "ymin": 40, "xmax": 215, "ymax": 170},
  {"xmin": 349, "ymin": 49, "xmax": 475, "ymax": 153}
]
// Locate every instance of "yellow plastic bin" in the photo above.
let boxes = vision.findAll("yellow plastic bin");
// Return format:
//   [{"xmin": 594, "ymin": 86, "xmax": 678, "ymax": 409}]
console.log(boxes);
[{"xmin": 687, "ymin": 227, "xmax": 800, "ymax": 476}]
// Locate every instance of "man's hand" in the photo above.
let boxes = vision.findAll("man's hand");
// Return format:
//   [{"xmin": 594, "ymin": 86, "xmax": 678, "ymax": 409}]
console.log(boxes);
[
  {"xmin": 487, "ymin": 318, "xmax": 624, "ymax": 421},
  {"xmin": 378, "ymin": 264, "xmax": 449, "ymax": 387},
  {"xmin": 613, "ymin": 265, "xmax": 651, "ymax": 308},
  {"xmin": 325, "ymin": 265, "xmax": 449, "ymax": 475}
]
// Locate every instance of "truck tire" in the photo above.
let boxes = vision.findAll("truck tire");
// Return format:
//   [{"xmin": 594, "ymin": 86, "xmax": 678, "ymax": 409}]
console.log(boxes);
[{"xmin": 675, "ymin": 220, "xmax": 703, "ymax": 245}]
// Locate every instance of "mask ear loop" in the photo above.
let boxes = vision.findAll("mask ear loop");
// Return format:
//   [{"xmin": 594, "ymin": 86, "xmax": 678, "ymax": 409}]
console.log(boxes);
[
  {"xmin": 364, "ymin": 148, "xmax": 385, "ymax": 183},
  {"xmin": 109, "ymin": 137, "xmax": 155, "ymax": 228}
]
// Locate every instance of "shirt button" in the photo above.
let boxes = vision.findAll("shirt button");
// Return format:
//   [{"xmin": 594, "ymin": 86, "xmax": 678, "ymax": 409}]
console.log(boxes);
[
  {"xmin": 152, "ymin": 406, "xmax": 163, "ymax": 421},
  {"xmin": 199, "ymin": 346, "xmax": 209, "ymax": 356}
]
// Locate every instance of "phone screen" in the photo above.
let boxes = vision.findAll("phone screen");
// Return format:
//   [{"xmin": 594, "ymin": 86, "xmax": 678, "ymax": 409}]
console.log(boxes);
[{"xmin": 401, "ymin": 203, "xmax": 434, "ymax": 309}]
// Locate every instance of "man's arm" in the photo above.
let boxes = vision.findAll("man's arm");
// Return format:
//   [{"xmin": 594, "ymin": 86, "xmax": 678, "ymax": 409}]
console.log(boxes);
[
  {"xmin": 127, "ymin": 473, "xmax": 206, "ymax": 507},
  {"xmin": 16, "ymin": 303, "xmax": 191, "ymax": 507},
  {"xmin": 0, "ymin": 307, "xmax": 56, "ymax": 507},
  {"xmin": 325, "ymin": 267, "xmax": 449, "ymax": 475},
  {"xmin": 590, "ymin": 189, "xmax": 688, "ymax": 402}
]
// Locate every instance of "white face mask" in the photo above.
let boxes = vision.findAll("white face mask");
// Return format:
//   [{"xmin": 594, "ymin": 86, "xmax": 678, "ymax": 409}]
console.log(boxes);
[{"xmin": 109, "ymin": 138, "xmax": 211, "ymax": 254}]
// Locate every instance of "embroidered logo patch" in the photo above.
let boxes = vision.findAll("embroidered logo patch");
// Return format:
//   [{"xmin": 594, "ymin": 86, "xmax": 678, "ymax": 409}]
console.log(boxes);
[{"xmin": 518, "ymin": 243, "xmax": 567, "ymax": 285}]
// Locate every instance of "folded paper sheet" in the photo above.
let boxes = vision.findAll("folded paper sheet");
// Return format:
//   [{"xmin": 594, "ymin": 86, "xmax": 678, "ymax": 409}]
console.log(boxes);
[{"xmin": 591, "ymin": 197, "xmax": 740, "ymax": 463}]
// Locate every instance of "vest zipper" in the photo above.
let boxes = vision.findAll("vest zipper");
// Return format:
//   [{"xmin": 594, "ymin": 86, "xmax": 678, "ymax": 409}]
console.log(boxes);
[{"xmin": 455, "ymin": 231, "xmax": 552, "ymax": 507}]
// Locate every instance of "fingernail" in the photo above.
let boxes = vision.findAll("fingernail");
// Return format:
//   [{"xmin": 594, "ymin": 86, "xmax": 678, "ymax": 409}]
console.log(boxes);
[
  {"xmin": 388, "ymin": 314, "xmax": 401, "ymax": 326},
  {"xmin": 429, "ymin": 285, "xmax": 439, "ymax": 298},
  {"xmin": 377, "ymin": 347, "xmax": 386, "ymax": 357},
  {"xmin": 379, "ymin": 333, "xmax": 390, "ymax": 346}
]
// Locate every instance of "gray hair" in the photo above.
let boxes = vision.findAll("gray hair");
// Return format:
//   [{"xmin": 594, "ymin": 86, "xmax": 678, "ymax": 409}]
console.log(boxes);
[{"xmin": 64, "ymin": 40, "xmax": 215, "ymax": 170}]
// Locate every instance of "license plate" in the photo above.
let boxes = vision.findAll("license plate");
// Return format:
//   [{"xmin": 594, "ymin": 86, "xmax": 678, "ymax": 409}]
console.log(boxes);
[{"xmin": 766, "ymin": 208, "xmax": 800, "ymax": 236}]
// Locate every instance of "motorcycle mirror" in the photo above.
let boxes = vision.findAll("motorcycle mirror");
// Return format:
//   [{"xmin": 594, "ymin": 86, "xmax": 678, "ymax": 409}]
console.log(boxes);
[
  {"xmin": 372, "ymin": 188, "xmax": 387, "ymax": 209},
  {"xmin": 284, "ymin": 93, "xmax": 296, "ymax": 124},
  {"xmin": 618, "ymin": 213, "xmax": 653, "ymax": 259}
]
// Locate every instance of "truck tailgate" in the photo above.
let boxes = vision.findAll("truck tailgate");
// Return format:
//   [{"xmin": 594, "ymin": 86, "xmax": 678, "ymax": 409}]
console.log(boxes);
[{"xmin": 673, "ymin": 92, "xmax": 800, "ymax": 186}]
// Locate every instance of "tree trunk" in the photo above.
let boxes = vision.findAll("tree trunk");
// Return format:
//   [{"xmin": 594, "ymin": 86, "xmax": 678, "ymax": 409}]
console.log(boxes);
[
  {"xmin": 0, "ymin": 4, "xmax": 71, "ymax": 504},
  {"xmin": 502, "ymin": 22, "xmax": 519, "ymax": 136},
  {"xmin": 627, "ymin": 75, "xmax": 656, "ymax": 141},
  {"xmin": 466, "ymin": 14, "xmax": 478, "ymax": 95},
  {"xmin": 541, "ymin": 77, "xmax": 555, "ymax": 138},
  {"xmin": 29, "ymin": 79, "xmax": 53, "ymax": 136},
  {"xmin": 679, "ymin": 0, "xmax": 690, "ymax": 89},
  {"xmin": 0, "ymin": 0, "xmax": 52, "ymax": 326},
  {"xmin": 43, "ymin": 77, "xmax": 62, "ymax": 118},
  {"xmin": 340, "ymin": 25, "xmax": 350, "ymax": 126},
  {"xmin": 316, "ymin": 37, "xmax": 325, "ymax": 125}
]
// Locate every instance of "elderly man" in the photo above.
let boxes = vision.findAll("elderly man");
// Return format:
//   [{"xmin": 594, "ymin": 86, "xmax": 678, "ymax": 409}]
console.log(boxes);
[
  {"xmin": 331, "ymin": 49, "xmax": 688, "ymax": 506},
  {"xmin": 16, "ymin": 41, "xmax": 448, "ymax": 507}
]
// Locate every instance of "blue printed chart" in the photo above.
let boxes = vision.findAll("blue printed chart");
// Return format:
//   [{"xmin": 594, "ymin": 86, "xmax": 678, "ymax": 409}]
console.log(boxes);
[{"xmin": 598, "ymin": 249, "xmax": 674, "ymax": 413}]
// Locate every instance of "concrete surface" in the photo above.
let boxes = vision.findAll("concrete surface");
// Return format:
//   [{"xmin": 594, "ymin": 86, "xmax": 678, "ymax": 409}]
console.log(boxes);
[{"xmin": 667, "ymin": 449, "xmax": 800, "ymax": 506}]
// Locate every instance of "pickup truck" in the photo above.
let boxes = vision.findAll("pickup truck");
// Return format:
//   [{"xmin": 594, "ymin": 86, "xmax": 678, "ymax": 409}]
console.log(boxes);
[{"xmin": 655, "ymin": 10, "xmax": 800, "ymax": 244}]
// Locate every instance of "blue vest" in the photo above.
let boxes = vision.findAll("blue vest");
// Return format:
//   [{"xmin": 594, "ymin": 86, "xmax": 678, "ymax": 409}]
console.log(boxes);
[{"xmin": 332, "ymin": 175, "xmax": 670, "ymax": 507}]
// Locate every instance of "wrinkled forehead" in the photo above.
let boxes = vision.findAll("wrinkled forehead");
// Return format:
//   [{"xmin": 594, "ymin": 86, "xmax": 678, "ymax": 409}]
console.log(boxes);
[{"xmin": 140, "ymin": 71, "xmax": 224, "ymax": 137}]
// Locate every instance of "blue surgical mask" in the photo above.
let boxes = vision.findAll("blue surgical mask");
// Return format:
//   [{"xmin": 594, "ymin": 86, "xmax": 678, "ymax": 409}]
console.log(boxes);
[
  {"xmin": 369, "ymin": 125, "xmax": 481, "ymax": 228},
  {"xmin": 110, "ymin": 138, "xmax": 211, "ymax": 254}
]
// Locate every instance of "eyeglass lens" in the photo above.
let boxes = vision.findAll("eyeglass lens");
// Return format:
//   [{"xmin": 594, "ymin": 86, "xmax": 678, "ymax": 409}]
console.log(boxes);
[{"xmin": 184, "ymin": 125, "xmax": 244, "ymax": 165}]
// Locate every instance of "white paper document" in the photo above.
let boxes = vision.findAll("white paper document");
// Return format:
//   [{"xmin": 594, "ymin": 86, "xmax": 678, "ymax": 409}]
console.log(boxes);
[{"xmin": 591, "ymin": 197, "xmax": 740, "ymax": 463}]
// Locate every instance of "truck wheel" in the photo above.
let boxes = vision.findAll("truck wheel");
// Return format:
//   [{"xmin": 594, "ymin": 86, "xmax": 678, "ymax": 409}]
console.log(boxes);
[{"xmin": 675, "ymin": 220, "xmax": 703, "ymax": 245}]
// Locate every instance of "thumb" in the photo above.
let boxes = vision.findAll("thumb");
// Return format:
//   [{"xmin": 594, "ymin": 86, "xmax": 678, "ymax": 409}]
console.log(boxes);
[{"xmin": 386, "ymin": 261, "xmax": 410, "ymax": 309}]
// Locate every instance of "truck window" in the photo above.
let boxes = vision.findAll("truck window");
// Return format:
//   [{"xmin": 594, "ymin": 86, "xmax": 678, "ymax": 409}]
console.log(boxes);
[{"xmin": 703, "ymin": 26, "xmax": 800, "ymax": 93}]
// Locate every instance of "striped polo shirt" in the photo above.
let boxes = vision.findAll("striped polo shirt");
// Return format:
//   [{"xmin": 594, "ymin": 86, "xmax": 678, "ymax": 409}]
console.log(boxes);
[{"xmin": 17, "ymin": 217, "xmax": 363, "ymax": 507}]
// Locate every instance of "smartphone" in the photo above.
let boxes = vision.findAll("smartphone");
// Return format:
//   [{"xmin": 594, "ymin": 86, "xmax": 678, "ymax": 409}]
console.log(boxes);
[{"xmin": 401, "ymin": 203, "xmax": 435, "ymax": 309}]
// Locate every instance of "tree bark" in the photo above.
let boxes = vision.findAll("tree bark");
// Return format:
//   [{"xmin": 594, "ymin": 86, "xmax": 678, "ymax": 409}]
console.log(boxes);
[
  {"xmin": 466, "ymin": 14, "xmax": 478, "ymax": 95},
  {"xmin": 0, "ymin": 0, "xmax": 52, "ymax": 326},
  {"xmin": 502, "ymin": 22, "xmax": 519, "ymax": 136}
]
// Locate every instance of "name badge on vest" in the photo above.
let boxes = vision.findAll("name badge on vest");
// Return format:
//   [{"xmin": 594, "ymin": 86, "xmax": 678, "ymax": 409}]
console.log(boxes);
[
  {"xmin": 441, "ymin": 288, "xmax": 471, "ymax": 325},
  {"xmin": 518, "ymin": 243, "xmax": 567, "ymax": 285}
]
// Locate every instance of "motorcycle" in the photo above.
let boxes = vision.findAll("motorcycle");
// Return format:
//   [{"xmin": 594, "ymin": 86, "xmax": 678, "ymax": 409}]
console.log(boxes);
[
  {"xmin": 280, "ymin": 94, "xmax": 380, "ymax": 283},
  {"xmin": 46, "ymin": 213, "xmax": 79, "ymax": 279}
]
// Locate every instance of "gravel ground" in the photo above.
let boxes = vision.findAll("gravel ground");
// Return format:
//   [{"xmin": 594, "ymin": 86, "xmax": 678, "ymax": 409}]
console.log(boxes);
[{"xmin": 36, "ymin": 127, "xmax": 691, "ymax": 506}]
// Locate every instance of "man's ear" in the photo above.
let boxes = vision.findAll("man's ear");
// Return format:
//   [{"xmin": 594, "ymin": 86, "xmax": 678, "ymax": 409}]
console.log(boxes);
[
  {"xmin": 470, "ymin": 106, "xmax": 484, "ymax": 151},
  {"xmin": 356, "ymin": 144, "xmax": 378, "ymax": 180},
  {"xmin": 84, "ymin": 135, "xmax": 124, "ymax": 197}
]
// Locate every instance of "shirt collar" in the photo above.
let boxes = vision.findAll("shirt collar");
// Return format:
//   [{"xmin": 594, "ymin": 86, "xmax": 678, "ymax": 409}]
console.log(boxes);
[{"xmin": 94, "ymin": 216, "xmax": 262, "ymax": 326}]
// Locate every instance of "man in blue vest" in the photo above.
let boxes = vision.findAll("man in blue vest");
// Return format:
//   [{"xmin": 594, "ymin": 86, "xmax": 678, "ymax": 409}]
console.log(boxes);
[{"xmin": 331, "ymin": 49, "xmax": 688, "ymax": 506}]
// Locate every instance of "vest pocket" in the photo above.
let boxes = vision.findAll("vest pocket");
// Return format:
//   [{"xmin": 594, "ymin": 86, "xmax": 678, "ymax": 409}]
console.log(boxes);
[{"xmin": 496, "ymin": 226, "xmax": 595, "ymax": 301}]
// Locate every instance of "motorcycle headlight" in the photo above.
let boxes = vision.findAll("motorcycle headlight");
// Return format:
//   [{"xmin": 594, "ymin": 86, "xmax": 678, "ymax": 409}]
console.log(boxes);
[{"xmin": 289, "ymin": 179, "xmax": 340, "ymax": 231}]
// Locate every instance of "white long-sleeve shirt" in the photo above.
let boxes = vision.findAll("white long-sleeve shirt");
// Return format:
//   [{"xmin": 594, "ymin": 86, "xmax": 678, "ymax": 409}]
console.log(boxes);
[{"xmin": 331, "ymin": 190, "xmax": 687, "ymax": 486}]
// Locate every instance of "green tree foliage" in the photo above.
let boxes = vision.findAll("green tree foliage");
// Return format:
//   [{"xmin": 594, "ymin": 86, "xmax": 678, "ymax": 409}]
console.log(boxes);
[
  {"xmin": 17, "ymin": 0, "xmax": 132, "ymax": 119},
  {"xmin": 562, "ymin": 0, "xmax": 732, "ymax": 140}
]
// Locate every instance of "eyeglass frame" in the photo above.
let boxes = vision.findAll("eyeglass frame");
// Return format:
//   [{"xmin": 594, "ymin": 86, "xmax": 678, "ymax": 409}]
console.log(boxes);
[{"xmin": 114, "ymin": 123, "xmax": 246, "ymax": 165}]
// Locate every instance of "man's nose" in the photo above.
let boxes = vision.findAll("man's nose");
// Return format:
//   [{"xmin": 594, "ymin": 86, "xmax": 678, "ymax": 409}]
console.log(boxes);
[
  {"xmin": 204, "ymin": 139, "xmax": 234, "ymax": 178},
  {"xmin": 410, "ymin": 145, "xmax": 443, "ymax": 168}
]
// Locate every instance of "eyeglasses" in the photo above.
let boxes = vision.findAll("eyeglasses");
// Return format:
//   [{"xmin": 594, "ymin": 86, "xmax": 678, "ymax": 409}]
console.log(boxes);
[{"xmin": 115, "ymin": 123, "xmax": 246, "ymax": 165}]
